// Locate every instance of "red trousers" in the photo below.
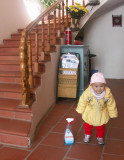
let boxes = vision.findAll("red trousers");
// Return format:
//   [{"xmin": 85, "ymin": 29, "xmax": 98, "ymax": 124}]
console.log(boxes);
[{"xmin": 84, "ymin": 122, "xmax": 105, "ymax": 138}]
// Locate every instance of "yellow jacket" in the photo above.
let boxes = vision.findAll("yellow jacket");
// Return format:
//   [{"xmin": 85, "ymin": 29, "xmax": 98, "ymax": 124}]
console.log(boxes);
[{"xmin": 76, "ymin": 85, "xmax": 118, "ymax": 126}]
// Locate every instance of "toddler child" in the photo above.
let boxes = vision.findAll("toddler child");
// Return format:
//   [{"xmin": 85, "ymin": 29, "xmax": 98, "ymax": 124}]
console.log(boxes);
[{"xmin": 76, "ymin": 72, "xmax": 118, "ymax": 145}]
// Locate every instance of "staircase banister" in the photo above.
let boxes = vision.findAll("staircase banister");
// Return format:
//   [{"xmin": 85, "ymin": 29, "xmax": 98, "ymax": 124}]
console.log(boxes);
[{"xmin": 25, "ymin": 0, "xmax": 63, "ymax": 33}]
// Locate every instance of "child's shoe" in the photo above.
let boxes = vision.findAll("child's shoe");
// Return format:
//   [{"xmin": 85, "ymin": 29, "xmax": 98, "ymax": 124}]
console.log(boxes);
[
  {"xmin": 97, "ymin": 137, "xmax": 104, "ymax": 145},
  {"xmin": 83, "ymin": 134, "xmax": 91, "ymax": 143}
]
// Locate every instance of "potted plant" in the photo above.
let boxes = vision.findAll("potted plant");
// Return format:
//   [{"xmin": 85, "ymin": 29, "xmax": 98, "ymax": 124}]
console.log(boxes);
[{"xmin": 65, "ymin": 3, "xmax": 88, "ymax": 31}]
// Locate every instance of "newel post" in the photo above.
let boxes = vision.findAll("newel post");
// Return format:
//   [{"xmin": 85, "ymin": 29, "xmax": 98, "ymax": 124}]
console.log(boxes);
[{"xmin": 19, "ymin": 30, "xmax": 30, "ymax": 108}]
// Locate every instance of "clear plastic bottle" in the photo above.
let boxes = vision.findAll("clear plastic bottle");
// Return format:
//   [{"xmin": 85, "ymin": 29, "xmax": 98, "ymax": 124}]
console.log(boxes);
[{"xmin": 64, "ymin": 118, "xmax": 74, "ymax": 145}]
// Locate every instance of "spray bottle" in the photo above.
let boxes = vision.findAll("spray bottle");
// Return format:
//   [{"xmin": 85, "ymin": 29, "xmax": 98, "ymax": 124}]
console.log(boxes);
[{"xmin": 64, "ymin": 118, "xmax": 74, "ymax": 145}]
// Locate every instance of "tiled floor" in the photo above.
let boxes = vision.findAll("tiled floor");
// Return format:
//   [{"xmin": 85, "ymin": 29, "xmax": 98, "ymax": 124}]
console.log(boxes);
[{"xmin": 0, "ymin": 79, "xmax": 124, "ymax": 160}]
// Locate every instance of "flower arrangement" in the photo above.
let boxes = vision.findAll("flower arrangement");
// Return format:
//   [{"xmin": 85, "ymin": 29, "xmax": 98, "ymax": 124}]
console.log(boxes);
[{"xmin": 65, "ymin": 3, "xmax": 88, "ymax": 19}]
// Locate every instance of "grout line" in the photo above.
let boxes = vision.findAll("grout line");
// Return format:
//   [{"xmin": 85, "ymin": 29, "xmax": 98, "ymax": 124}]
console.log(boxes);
[
  {"xmin": 106, "ymin": 138, "xmax": 124, "ymax": 141},
  {"xmin": 75, "ymin": 122, "xmax": 84, "ymax": 139},
  {"xmin": 62, "ymin": 145, "xmax": 72, "ymax": 160},
  {"xmin": 103, "ymin": 153, "xmax": 124, "ymax": 157},
  {"xmin": 100, "ymin": 121, "xmax": 110, "ymax": 160},
  {"xmin": 75, "ymin": 141, "xmax": 98, "ymax": 146},
  {"xmin": 0, "ymin": 144, "xmax": 32, "ymax": 152},
  {"xmin": 39, "ymin": 143, "xmax": 69, "ymax": 149}
]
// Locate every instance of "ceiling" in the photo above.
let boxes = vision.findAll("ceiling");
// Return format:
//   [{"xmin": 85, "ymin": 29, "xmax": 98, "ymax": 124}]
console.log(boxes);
[{"xmin": 89, "ymin": 0, "xmax": 124, "ymax": 20}]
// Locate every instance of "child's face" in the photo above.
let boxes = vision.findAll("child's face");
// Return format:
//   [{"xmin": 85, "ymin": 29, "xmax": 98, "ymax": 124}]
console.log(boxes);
[{"xmin": 91, "ymin": 83, "xmax": 105, "ymax": 94}]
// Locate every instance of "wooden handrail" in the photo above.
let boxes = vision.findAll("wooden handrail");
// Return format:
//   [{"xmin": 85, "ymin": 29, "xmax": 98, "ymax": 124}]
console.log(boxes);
[{"xmin": 25, "ymin": 0, "xmax": 63, "ymax": 34}]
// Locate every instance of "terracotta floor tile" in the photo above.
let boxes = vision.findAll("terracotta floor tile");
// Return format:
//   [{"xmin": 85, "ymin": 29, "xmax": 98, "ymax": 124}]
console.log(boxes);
[
  {"xmin": 117, "ymin": 110, "xmax": 124, "ymax": 119},
  {"xmin": 0, "ymin": 147, "xmax": 30, "ymax": 160},
  {"xmin": 36, "ymin": 124, "xmax": 52, "ymax": 137},
  {"xmin": 41, "ymin": 132, "xmax": 69, "ymax": 148},
  {"xmin": 75, "ymin": 125, "xmax": 84, "ymax": 142},
  {"xmin": 27, "ymin": 145, "xmax": 68, "ymax": 160},
  {"xmin": 66, "ymin": 107, "xmax": 80, "ymax": 116},
  {"xmin": 55, "ymin": 101, "xmax": 75, "ymax": 108},
  {"xmin": 103, "ymin": 154, "xmax": 124, "ymax": 160},
  {"xmin": 72, "ymin": 103, "xmax": 78, "ymax": 108},
  {"xmin": 42, "ymin": 117, "xmax": 60, "ymax": 126},
  {"xmin": 107, "ymin": 127, "xmax": 124, "ymax": 140},
  {"xmin": 44, "ymin": 101, "xmax": 75, "ymax": 118},
  {"xmin": 48, "ymin": 105, "xmax": 71, "ymax": 117},
  {"xmin": 52, "ymin": 122, "xmax": 66, "ymax": 133},
  {"xmin": 104, "ymin": 139, "xmax": 124, "ymax": 155},
  {"xmin": 47, "ymin": 111, "xmax": 66, "ymax": 119},
  {"xmin": 66, "ymin": 143, "xmax": 103, "ymax": 160},
  {"xmin": 109, "ymin": 118, "xmax": 124, "ymax": 129}
]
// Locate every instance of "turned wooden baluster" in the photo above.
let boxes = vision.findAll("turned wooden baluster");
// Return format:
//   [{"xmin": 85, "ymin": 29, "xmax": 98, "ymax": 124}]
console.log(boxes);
[
  {"xmin": 46, "ymin": 13, "xmax": 50, "ymax": 52},
  {"xmin": 41, "ymin": 18, "xmax": 45, "ymax": 60},
  {"xmin": 19, "ymin": 30, "xmax": 30, "ymax": 108},
  {"xmin": 65, "ymin": 0, "xmax": 68, "ymax": 28},
  {"xmin": 57, "ymin": 4, "xmax": 61, "ymax": 37},
  {"xmin": 53, "ymin": 9, "xmax": 57, "ymax": 44},
  {"xmin": 83, "ymin": 0, "xmax": 86, "ymax": 7},
  {"xmin": 27, "ymin": 35, "xmax": 34, "ymax": 88},
  {"xmin": 34, "ymin": 25, "xmax": 39, "ymax": 72},
  {"xmin": 61, "ymin": 1, "xmax": 65, "ymax": 32}
]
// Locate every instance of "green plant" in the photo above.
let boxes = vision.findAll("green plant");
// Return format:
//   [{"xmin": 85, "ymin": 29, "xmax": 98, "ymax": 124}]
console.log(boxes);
[
  {"xmin": 40, "ymin": 0, "xmax": 56, "ymax": 8},
  {"xmin": 65, "ymin": 3, "xmax": 88, "ymax": 19}
]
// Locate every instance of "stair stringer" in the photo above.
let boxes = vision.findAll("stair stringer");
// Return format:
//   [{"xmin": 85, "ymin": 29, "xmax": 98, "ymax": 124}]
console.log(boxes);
[
  {"xmin": 79, "ymin": 0, "xmax": 108, "ymax": 28},
  {"xmin": 74, "ymin": 0, "xmax": 108, "ymax": 40},
  {"xmin": 28, "ymin": 45, "xmax": 61, "ymax": 145}
]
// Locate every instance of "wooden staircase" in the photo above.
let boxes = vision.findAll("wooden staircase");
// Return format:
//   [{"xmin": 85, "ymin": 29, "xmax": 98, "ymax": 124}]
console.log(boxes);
[{"xmin": 0, "ymin": 13, "xmax": 66, "ymax": 147}]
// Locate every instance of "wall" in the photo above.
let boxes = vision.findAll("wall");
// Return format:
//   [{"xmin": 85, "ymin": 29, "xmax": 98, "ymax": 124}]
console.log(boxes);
[
  {"xmin": 0, "ymin": 0, "xmax": 45, "ymax": 44},
  {"xmin": 28, "ymin": 46, "xmax": 61, "ymax": 142},
  {"xmin": 83, "ymin": 5, "xmax": 124, "ymax": 79}
]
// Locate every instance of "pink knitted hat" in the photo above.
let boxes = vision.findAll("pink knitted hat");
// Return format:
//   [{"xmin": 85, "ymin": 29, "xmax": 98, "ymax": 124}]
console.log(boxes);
[{"xmin": 90, "ymin": 72, "xmax": 106, "ymax": 84}]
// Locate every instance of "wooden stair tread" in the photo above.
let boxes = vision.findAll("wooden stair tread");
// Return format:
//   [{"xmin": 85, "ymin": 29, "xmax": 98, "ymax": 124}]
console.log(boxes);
[
  {"xmin": 0, "ymin": 117, "xmax": 31, "ymax": 136},
  {"xmin": 0, "ymin": 60, "xmax": 19, "ymax": 65},
  {"xmin": 0, "ymin": 71, "xmax": 21, "ymax": 77},
  {"xmin": 0, "ymin": 51, "xmax": 19, "ymax": 55},
  {"xmin": 0, "ymin": 71, "xmax": 41, "ymax": 78},
  {"xmin": 0, "ymin": 98, "xmax": 31, "ymax": 113},
  {"xmin": 0, "ymin": 44, "xmax": 20, "ymax": 48},
  {"xmin": 0, "ymin": 83, "xmax": 21, "ymax": 92}
]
